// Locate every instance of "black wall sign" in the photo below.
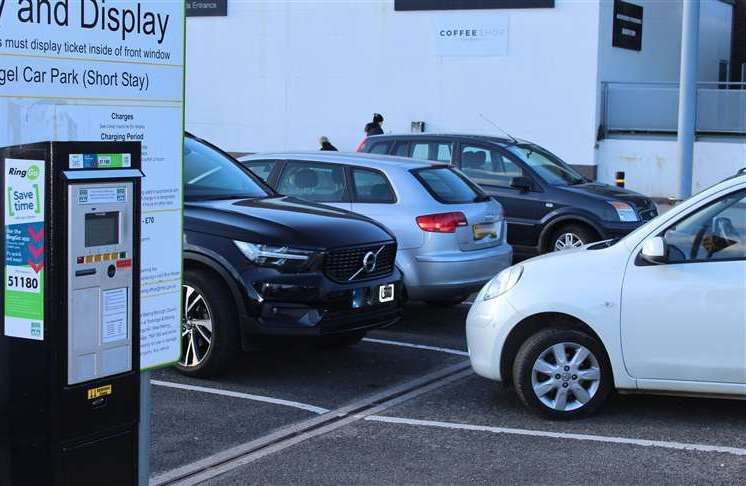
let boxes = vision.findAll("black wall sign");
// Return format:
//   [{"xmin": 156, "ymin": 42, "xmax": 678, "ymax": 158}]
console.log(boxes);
[
  {"xmin": 612, "ymin": 0, "xmax": 643, "ymax": 51},
  {"xmin": 395, "ymin": 0, "xmax": 554, "ymax": 10},
  {"xmin": 186, "ymin": 0, "xmax": 227, "ymax": 17}
]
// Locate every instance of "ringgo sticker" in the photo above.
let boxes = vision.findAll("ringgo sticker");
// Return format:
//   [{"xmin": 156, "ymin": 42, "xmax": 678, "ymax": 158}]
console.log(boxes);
[{"xmin": 4, "ymin": 159, "xmax": 45, "ymax": 341}]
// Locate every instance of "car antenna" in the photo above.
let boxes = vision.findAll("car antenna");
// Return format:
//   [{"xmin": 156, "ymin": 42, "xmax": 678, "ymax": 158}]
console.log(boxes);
[{"xmin": 479, "ymin": 113, "xmax": 518, "ymax": 144}]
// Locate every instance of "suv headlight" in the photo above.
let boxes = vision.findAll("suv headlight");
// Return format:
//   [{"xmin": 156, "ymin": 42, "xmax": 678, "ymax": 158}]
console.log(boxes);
[
  {"xmin": 234, "ymin": 241, "xmax": 316, "ymax": 271},
  {"xmin": 608, "ymin": 201, "xmax": 639, "ymax": 222},
  {"xmin": 482, "ymin": 265, "xmax": 523, "ymax": 301}
]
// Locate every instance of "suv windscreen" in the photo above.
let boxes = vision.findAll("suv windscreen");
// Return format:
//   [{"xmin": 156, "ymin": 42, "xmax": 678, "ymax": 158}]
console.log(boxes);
[
  {"xmin": 508, "ymin": 144, "xmax": 586, "ymax": 186},
  {"xmin": 413, "ymin": 167, "xmax": 485, "ymax": 204},
  {"xmin": 184, "ymin": 137, "xmax": 271, "ymax": 200}
]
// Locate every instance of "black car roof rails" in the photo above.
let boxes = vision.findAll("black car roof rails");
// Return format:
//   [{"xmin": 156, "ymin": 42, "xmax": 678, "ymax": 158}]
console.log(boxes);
[{"xmin": 737, "ymin": 167, "xmax": 746, "ymax": 176}]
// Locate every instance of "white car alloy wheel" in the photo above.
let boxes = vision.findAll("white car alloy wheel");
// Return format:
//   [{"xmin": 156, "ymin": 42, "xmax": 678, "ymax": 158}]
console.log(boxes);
[
  {"xmin": 180, "ymin": 284, "xmax": 214, "ymax": 368},
  {"xmin": 553, "ymin": 232, "xmax": 584, "ymax": 251},
  {"xmin": 530, "ymin": 342, "xmax": 601, "ymax": 412}
]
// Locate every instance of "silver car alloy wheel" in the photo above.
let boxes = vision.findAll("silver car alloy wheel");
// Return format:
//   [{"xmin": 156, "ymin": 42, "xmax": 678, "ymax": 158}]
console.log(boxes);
[
  {"xmin": 530, "ymin": 342, "xmax": 601, "ymax": 412},
  {"xmin": 180, "ymin": 284, "xmax": 214, "ymax": 368},
  {"xmin": 553, "ymin": 232, "xmax": 584, "ymax": 251}
]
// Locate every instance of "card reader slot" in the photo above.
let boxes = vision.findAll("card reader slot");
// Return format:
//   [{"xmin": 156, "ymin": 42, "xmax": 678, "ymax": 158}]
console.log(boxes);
[{"xmin": 75, "ymin": 269, "xmax": 96, "ymax": 277}]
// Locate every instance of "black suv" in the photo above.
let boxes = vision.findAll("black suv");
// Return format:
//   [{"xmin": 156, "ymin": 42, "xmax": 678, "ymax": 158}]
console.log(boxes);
[
  {"xmin": 360, "ymin": 134, "xmax": 657, "ymax": 257},
  {"xmin": 182, "ymin": 133, "xmax": 402, "ymax": 377}
]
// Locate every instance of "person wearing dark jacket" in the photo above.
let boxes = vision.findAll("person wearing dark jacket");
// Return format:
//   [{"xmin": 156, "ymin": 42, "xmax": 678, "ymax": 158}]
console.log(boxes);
[
  {"xmin": 319, "ymin": 136, "xmax": 338, "ymax": 151},
  {"xmin": 364, "ymin": 113, "xmax": 384, "ymax": 136}
]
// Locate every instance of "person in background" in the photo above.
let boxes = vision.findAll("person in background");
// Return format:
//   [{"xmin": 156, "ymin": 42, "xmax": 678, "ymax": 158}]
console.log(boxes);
[
  {"xmin": 364, "ymin": 113, "xmax": 384, "ymax": 136},
  {"xmin": 319, "ymin": 136, "xmax": 338, "ymax": 151}
]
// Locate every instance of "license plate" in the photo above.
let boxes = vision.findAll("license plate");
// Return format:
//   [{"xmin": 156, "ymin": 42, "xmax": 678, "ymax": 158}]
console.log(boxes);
[
  {"xmin": 378, "ymin": 284, "xmax": 395, "ymax": 303},
  {"xmin": 473, "ymin": 222, "xmax": 497, "ymax": 241}
]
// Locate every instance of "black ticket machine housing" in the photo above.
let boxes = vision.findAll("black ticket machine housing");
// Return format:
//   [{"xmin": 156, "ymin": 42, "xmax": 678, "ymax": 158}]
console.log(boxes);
[{"xmin": 0, "ymin": 142, "xmax": 142, "ymax": 485}]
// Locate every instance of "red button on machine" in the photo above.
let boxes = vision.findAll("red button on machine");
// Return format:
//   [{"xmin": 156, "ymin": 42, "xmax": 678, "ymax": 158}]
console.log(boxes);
[{"xmin": 116, "ymin": 259, "xmax": 132, "ymax": 268}]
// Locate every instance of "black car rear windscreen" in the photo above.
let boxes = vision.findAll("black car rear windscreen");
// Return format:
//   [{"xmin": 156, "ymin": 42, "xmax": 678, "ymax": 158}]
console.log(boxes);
[{"xmin": 395, "ymin": 0, "xmax": 554, "ymax": 10}]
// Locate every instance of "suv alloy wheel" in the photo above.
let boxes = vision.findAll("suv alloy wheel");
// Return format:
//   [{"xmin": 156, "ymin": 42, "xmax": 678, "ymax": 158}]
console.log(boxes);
[{"xmin": 177, "ymin": 269, "xmax": 239, "ymax": 377}]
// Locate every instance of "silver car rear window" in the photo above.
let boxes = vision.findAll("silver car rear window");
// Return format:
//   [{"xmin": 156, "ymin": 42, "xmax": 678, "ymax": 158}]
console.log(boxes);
[{"xmin": 412, "ymin": 167, "xmax": 483, "ymax": 204}]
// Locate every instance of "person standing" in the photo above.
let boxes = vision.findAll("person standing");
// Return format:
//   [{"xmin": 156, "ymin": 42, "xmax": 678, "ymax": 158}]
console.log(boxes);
[
  {"xmin": 319, "ymin": 136, "xmax": 338, "ymax": 151},
  {"xmin": 364, "ymin": 113, "xmax": 384, "ymax": 136}
]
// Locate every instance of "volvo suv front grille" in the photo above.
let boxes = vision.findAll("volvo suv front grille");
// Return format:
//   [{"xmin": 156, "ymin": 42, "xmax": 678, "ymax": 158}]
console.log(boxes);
[{"xmin": 324, "ymin": 242, "xmax": 397, "ymax": 283}]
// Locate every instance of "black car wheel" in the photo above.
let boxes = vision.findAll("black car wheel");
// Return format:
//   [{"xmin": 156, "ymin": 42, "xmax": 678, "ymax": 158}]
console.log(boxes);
[
  {"xmin": 550, "ymin": 224, "xmax": 597, "ymax": 252},
  {"xmin": 177, "ymin": 269, "xmax": 239, "ymax": 378},
  {"xmin": 512, "ymin": 328, "xmax": 612, "ymax": 419}
]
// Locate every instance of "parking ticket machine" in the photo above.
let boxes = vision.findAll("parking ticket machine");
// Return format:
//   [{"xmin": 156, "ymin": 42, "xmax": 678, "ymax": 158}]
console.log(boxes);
[{"xmin": 0, "ymin": 142, "xmax": 142, "ymax": 486}]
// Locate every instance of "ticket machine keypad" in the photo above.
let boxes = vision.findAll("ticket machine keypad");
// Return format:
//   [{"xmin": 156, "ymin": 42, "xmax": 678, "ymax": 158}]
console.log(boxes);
[{"xmin": 77, "ymin": 252, "xmax": 129, "ymax": 265}]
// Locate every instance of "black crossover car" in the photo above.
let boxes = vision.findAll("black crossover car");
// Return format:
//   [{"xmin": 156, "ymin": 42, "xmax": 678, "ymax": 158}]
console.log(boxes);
[
  {"xmin": 181, "ymin": 134, "xmax": 403, "ymax": 377},
  {"xmin": 359, "ymin": 134, "xmax": 657, "ymax": 257}
]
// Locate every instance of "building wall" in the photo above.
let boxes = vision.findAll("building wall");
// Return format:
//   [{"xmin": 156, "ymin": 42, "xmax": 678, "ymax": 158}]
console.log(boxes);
[
  {"xmin": 597, "ymin": 0, "xmax": 733, "ymax": 83},
  {"xmin": 185, "ymin": 0, "xmax": 602, "ymax": 168},
  {"xmin": 597, "ymin": 138, "xmax": 746, "ymax": 197}
]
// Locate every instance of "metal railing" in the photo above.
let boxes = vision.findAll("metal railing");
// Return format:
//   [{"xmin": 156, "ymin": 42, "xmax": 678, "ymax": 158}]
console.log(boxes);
[{"xmin": 600, "ymin": 81, "xmax": 746, "ymax": 137}]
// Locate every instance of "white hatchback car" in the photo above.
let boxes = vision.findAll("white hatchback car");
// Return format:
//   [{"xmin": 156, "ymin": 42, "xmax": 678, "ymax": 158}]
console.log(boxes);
[{"xmin": 467, "ymin": 170, "xmax": 746, "ymax": 418}]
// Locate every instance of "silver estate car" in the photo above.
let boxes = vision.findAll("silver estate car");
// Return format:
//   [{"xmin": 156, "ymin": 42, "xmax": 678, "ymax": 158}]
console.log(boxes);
[{"xmin": 240, "ymin": 152, "xmax": 513, "ymax": 305}]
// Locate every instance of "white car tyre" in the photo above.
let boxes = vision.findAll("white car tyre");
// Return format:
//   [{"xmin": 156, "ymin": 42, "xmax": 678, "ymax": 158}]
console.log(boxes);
[{"xmin": 512, "ymin": 328, "xmax": 612, "ymax": 419}]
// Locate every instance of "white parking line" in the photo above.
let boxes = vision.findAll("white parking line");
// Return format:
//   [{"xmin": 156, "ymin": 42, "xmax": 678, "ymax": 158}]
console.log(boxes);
[
  {"xmin": 365, "ymin": 415, "xmax": 746, "ymax": 457},
  {"xmin": 151, "ymin": 380, "xmax": 330, "ymax": 415},
  {"xmin": 362, "ymin": 337, "xmax": 469, "ymax": 357}
]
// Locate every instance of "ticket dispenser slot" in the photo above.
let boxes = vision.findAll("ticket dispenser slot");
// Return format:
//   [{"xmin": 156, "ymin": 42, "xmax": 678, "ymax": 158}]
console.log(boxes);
[{"xmin": 0, "ymin": 141, "xmax": 142, "ymax": 486}]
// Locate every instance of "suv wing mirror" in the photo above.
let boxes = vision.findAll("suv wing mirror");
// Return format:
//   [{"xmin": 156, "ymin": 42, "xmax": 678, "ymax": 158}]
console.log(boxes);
[
  {"xmin": 641, "ymin": 236, "xmax": 667, "ymax": 264},
  {"xmin": 510, "ymin": 176, "xmax": 532, "ymax": 192}
]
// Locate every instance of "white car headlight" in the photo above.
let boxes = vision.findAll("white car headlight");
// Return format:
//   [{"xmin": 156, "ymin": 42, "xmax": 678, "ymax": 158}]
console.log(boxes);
[
  {"xmin": 234, "ymin": 241, "xmax": 315, "ymax": 271},
  {"xmin": 482, "ymin": 265, "xmax": 523, "ymax": 301},
  {"xmin": 608, "ymin": 201, "xmax": 639, "ymax": 222}
]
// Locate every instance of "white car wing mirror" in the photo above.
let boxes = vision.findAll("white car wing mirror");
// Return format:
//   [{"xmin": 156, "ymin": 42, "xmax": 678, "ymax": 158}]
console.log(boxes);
[{"xmin": 641, "ymin": 236, "xmax": 667, "ymax": 264}]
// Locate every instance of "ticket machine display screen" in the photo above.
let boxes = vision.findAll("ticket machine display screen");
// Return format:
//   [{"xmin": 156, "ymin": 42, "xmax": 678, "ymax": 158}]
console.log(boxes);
[{"xmin": 85, "ymin": 212, "xmax": 119, "ymax": 247}]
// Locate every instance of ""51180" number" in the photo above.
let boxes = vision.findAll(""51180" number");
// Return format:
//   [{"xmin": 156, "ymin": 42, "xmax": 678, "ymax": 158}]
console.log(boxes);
[{"xmin": 8, "ymin": 275, "xmax": 39, "ymax": 290}]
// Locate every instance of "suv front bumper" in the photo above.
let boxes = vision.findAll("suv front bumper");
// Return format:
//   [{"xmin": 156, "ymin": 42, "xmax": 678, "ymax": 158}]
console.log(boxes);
[{"xmin": 238, "ymin": 268, "xmax": 404, "ymax": 336}]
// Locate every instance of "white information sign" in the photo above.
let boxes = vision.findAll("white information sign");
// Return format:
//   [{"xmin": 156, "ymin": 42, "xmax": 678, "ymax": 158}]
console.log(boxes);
[
  {"xmin": 0, "ymin": 1, "xmax": 185, "ymax": 369},
  {"xmin": 102, "ymin": 288, "xmax": 128, "ymax": 344},
  {"xmin": 434, "ymin": 15, "xmax": 509, "ymax": 57}
]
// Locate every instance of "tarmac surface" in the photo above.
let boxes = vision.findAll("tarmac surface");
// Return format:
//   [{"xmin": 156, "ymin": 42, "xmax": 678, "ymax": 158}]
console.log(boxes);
[{"xmin": 149, "ymin": 301, "xmax": 746, "ymax": 485}]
